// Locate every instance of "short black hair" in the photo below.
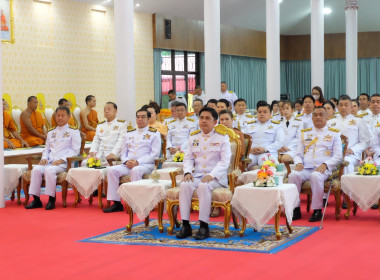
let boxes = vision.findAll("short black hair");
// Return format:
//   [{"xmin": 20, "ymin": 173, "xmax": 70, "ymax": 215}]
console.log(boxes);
[
  {"xmin": 313, "ymin": 106, "xmax": 327, "ymax": 112},
  {"xmin": 338, "ymin": 95, "xmax": 352, "ymax": 104},
  {"xmin": 217, "ymin": 99, "xmax": 230, "ymax": 108},
  {"xmin": 58, "ymin": 98, "xmax": 68, "ymax": 106},
  {"xmin": 295, "ymin": 100, "xmax": 303, "ymax": 106},
  {"xmin": 302, "ymin": 95, "xmax": 315, "ymax": 105},
  {"xmin": 256, "ymin": 100, "xmax": 267, "ymax": 109},
  {"xmin": 106, "ymin": 102, "xmax": 117, "ymax": 110},
  {"xmin": 175, "ymin": 102, "xmax": 187, "ymax": 110},
  {"xmin": 219, "ymin": 109, "xmax": 233, "ymax": 119},
  {"xmin": 55, "ymin": 106, "xmax": 71, "ymax": 115},
  {"xmin": 149, "ymin": 101, "xmax": 161, "ymax": 114},
  {"xmin": 352, "ymin": 99, "xmax": 360, "ymax": 107},
  {"xmin": 257, "ymin": 102, "xmax": 271, "ymax": 112},
  {"xmin": 359, "ymin": 93, "xmax": 370, "ymax": 101},
  {"xmin": 85, "ymin": 95, "xmax": 95, "ymax": 104},
  {"xmin": 168, "ymin": 90, "xmax": 175, "ymax": 95},
  {"xmin": 234, "ymin": 98, "xmax": 246, "ymax": 106},
  {"xmin": 27, "ymin": 96, "xmax": 37, "ymax": 103},
  {"xmin": 371, "ymin": 93, "xmax": 380, "ymax": 100},
  {"xmin": 199, "ymin": 107, "xmax": 218, "ymax": 121},
  {"xmin": 136, "ymin": 109, "xmax": 151, "ymax": 118},
  {"xmin": 330, "ymin": 97, "xmax": 338, "ymax": 103},
  {"xmin": 270, "ymin": 100, "xmax": 279, "ymax": 111},
  {"xmin": 195, "ymin": 85, "xmax": 202, "ymax": 90},
  {"xmin": 206, "ymin": 99, "xmax": 218, "ymax": 106},
  {"xmin": 193, "ymin": 99, "xmax": 203, "ymax": 106},
  {"xmin": 322, "ymin": 100, "xmax": 336, "ymax": 110},
  {"xmin": 282, "ymin": 100, "xmax": 294, "ymax": 109},
  {"xmin": 221, "ymin": 81, "xmax": 227, "ymax": 85}
]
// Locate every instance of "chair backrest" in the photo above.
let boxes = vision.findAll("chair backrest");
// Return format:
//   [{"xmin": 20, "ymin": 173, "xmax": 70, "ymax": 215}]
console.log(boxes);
[
  {"xmin": 44, "ymin": 106, "xmax": 54, "ymax": 129},
  {"xmin": 73, "ymin": 105, "xmax": 81, "ymax": 130},
  {"xmin": 243, "ymin": 134, "xmax": 252, "ymax": 159},
  {"xmin": 11, "ymin": 106, "xmax": 22, "ymax": 133},
  {"xmin": 226, "ymin": 129, "xmax": 242, "ymax": 174},
  {"xmin": 79, "ymin": 132, "xmax": 87, "ymax": 155},
  {"xmin": 161, "ymin": 134, "xmax": 167, "ymax": 160}
]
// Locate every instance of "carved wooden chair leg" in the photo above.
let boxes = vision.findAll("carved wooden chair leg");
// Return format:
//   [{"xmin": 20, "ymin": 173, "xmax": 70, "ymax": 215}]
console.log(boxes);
[
  {"xmin": 353, "ymin": 202, "xmax": 358, "ymax": 216},
  {"xmin": 306, "ymin": 194, "xmax": 311, "ymax": 213},
  {"xmin": 17, "ymin": 179, "xmax": 22, "ymax": 205},
  {"xmin": 125, "ymin": 204, "xmax": 133, "ymax": 232},
  {"xmin": 23, "ymin": 180, "xmax": 30, "ymax": 206},
  {"xmin": 173, "ymin": 205, "xmax": 180, "ymax": 228},
  {"xmin": 344, "ymin": 193, "xmax": 351, "ymax": 220},
  {"xmin": 285, "ymin": 216, "xmax": 293, "ymax": 234},
  {"xmin": 274, "ymin": 209, "xmax": 282, "ymax": 240},
  {"xmin": 73, "ymin": 187, "xmax": 79, "ymax": 207},
  {"xmin": 89, "ymin": 195, "xmax": 93, "ymax": 205},
  {"xmin": 11, "ymin": 191, "xmax": 15, "ymax": 201},
  {"xmin": 166, "ymin": 201, "xmax": 176, "ymax": 235},
  {"xmin": 223, "ymin": 204, "xmax": 231, "ymax": 238},
  {"xmin": 144, "ymin": 215, "xmax": 150, "ymax": 227},
  {"xmin": 239, "ymin": 217, "xmax": 247, "ymax": 237},
  {"xmin": 98, "ymin": 185, "xmax": 103, "ymax": 209},
  {"xmin": 62, "ymin": 182, "xmax": 68, "ymax": 208},
  {"xmin": 232, "ymin": 212, "xmax": 239, "ymax": 229},
  {"xmin": 157, "ymin": 201, "xmax": 164, "ymax": 233},
  {"xmin": 335, "ymin": 190, "xmax": 341, "ymax": 221}
]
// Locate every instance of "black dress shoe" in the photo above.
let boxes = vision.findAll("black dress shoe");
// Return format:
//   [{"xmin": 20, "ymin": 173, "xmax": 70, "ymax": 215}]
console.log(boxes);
[
  {"xmin": 25, "ymin": 198, "xmax": 43, "ymax": 209},
  {"xmin": 293, "ymin": 207, "xmax": 301, "ymax": 220},
  {"xmin": 371, "ymin": 204, "xmax": 379, "ymax": 209},
  {"xmin": 342, "ymin": 201, "xmax": 348, "ymax": 209},
  {"xmin": 103, "ymin": 202, "xmax": 124, "ymax": 213},
  {"xmin": 176, "ymin": 225, "xmax": 192, "ymax": 239},
  {"xmin": 309, "ymin": 209, "xmax": 322, "ymax": 222},
  {"xmin": 323, "ymin": 199, "xmax": 327, "ymax": 207},
  {"xmin": 194, "ymin": 227, "xmax": 210, "ymax": 240},
  {"xmin": 45, "ymin": 196, "xmax": 56, "ymax": 210}
]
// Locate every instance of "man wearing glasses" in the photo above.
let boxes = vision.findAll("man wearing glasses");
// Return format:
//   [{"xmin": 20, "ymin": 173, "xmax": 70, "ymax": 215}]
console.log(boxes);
[{"xmin": 103, "ymin": 109, "xmax": 161, "ymax": 213}]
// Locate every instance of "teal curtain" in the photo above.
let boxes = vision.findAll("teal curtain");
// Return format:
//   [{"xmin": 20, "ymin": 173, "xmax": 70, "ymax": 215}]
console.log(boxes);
[
  {"xmin": 280, "ymin": 60, "xmax": 311, "ymax": 101},
  {"xmin": 153, "ymin": 48, "xmax": 162, "ymax": 104},
  {"xmin": 324, "ymin": 59, "xmax": 346, "ymax": 98}
]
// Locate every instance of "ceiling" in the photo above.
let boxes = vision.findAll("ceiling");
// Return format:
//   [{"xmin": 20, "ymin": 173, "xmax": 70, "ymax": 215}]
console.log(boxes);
[{"xmin": 75, "ymin": 0, "xmax": 380, "ymax": 35}]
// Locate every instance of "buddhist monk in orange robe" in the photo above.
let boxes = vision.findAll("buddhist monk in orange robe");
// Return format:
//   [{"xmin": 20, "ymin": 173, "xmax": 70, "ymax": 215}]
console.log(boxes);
[
  {"xmin": 20, "ymin": 96, "xmax": 47, "ymax": 147},
  {"xmin": 51, "ymin": 98, "xmax": 76, "ymax": 128},
  {"xmin": 3, "ymin": 99, "xmax": 29, "ymax": 149},
  {"xmin": 80, "ymin": 95, "xmax": 98, "ymax": 142}
]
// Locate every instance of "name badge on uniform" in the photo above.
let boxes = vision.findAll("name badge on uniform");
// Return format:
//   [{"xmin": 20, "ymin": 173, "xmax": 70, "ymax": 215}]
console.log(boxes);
[
  {"xmin": 210, "ymin": 143, "xmax": 220, "ymax": 146},
  {"xmin": 192, "ymin": 139, "xmax": 199, "ymax": 146},
  {"xmin": 305, "ymin": 134, "xmax": 313, "ymax": 141},
  {"xmin": 52, "ymin": 132, "xmax": 56, "ymax": 139},
  {"xmin": 349, "ymin": 120, "xmax": 356, "ymax": 126},
  {"xmin": 292, "ymin": 125, "xmax": 299, "ymax": 128},
  {"xmin": 100, "ymin": 129, "xmax": 104, "ymax": 133},
  {"xmin": 330, "ymin": 122, "xmax": 336, "ymax": 127},
  {"xmin": 323, "ymin": 134, "xmax": 333, "ymax": 141},
  {"xmin": 63, "ymin": 132, "xmax": 70, "ymax": 138},
  {"xmin": 143, "ymin": 134, "xmax": 151, "ymax": 140},
  {"xmin": 267, "ymin": 125, "xmax": 274, "ymax": 129},
  {"xmin": 324, "ymin": 150, "xmax": 332, "ymax": 156},
  {"xmin": 113, "ymin": 126, "xmax": 119, "ymax": 131}
]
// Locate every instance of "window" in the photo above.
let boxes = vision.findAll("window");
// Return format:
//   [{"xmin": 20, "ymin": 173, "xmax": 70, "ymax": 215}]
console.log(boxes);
[{"xmin": 160, "ymin": 50, "xmax": 200, "ymax": 109}]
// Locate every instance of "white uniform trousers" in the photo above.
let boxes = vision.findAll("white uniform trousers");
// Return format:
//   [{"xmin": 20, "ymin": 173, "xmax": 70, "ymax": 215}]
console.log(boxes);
[
  {"xmin": 344, "ymin": 155, "xmax": 359, "ymax": 174},
  {"xmin": 106, "ymin": 164, "xmax": 152, "ymax": 202},
  {"xmin": 288, "ymin": 168, "xmax": 331, "ymax": 210},
  {"xmin": 248, "ymin": 152, "xmax": 278, "ymax": 169},
  {"xmin": 179, "ymin": 177, "xmax": 223, "ymax": 223},
  {"xmin": 29, "ymin": 165, "xmax": 66, "ymax": 197}
]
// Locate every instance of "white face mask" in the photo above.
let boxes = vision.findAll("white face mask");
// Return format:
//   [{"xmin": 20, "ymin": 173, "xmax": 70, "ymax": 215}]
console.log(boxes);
[{"xmin": 313, "ymin": 95, "xmax": 319, "ymax": 100}]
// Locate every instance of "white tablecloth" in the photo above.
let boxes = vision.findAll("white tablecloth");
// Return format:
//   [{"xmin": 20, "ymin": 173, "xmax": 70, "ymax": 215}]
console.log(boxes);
[
  {"xmin": 4, "ymin": 165, "xmax": 28, "ymax": 196},
  {"xmin": 162, "ymin": 162, "xmax": 183, "ymax": 169},
  {"xmin": 156, "ymin": 167, "xmax": 184, "ymax": 181},
  {"xmin": 4, "ymin": 147, "xmax": 45, "ymax": 157},
  {"xmin": 117, "ymin": 179, "xmax": 172, "ymax": 220},
  {"xmin": 238, "ymin": 169, "xmax": 288, "ymax": 185},
  {"xmin": 231, "ymin": 183, "xmax": 300, "ymax": 231},
  {"xmin": 66, "ymin": 167, "xmax": 107, "ymax": 198},
  {"xmin": 341, "ymin": 173, "xmax": 380, "ymax": 211}
]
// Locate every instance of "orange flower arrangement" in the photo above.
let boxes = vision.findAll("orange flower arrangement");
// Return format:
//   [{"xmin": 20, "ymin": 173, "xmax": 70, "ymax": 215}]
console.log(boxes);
[{"xmin": 255, "ymin": 165, "xmax": 275, "ymax": 187}]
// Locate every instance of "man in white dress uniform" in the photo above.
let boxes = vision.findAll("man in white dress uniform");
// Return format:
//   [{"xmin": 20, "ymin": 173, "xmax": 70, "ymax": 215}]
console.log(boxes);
[{"xmin": 220, "ymin": 82, "xmax": 238, "ymax": 111}]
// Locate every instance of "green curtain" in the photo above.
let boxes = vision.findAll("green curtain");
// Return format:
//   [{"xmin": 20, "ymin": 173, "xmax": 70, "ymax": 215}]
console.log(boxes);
[
  {"xmin": 280, "ymin": 60, "xmax": 311, "ymax": 101},
  {"xmin": 153, "ymin": 48, "xmax": 162, "ymax": 104}
]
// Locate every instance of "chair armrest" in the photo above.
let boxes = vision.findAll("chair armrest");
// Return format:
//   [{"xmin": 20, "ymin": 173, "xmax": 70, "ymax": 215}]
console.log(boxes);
[
  {"xmin": 282, "ymin": 160, "xmax": 294, "ymax": 177},
  {"xmin": 228, "ymin": 172, "xmax": 239, "ymax": 193},
  {"xmin": 169, "ymin": 171, "xmax": 182, "ymax": 188},
  {"xmin": 66, "ymin": 156, "xmax": 84, "ymax": 171},
  {"xmin": 107, "ymin": 156, "xmax": 121, "ymax": 166},
  {"xmin": 26, "ymin": 155, "xmax": 42, "ymax": 170},
  {"xmin": 240, "ymin": 157, "xmax": 252, "ymax": 172},
  {"xmin": 154, "ymin": 157, "xmax": 166, "ymax": 168}
]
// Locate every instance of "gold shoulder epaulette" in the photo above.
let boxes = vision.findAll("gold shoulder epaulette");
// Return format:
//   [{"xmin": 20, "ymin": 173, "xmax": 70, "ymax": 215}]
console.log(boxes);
[
  {"xmin": 271, "ymin": 120, "xmax": 280, "ymax": 124},
  {"xmin": 358, "ymin": 112, "xmax": 368, "ymax": 117},
  {"xmin": 254, "ymin": 115, "xmax": 257, "ymax": 118},
  {"xmin": 247, "ymin": 120, "xmax": 256, "ymax": 124},
  {"xmin": 354, "ymin": 114, "xmax": 363, "ymax": 118},
  {"xmin": 329, "ymin": 127, "xmax": 340, "ymax": 133},
  {"xmin": 117, "ymin": 119, "xmax": 125, "ymax": 123},
  {"xmin": 228, "ymin": 90, "xmax": 234, "ymax": 94},
  {"xmin": 98, "ymin": 120, "xmax": 105, "ymax": 124},
  {"xmin": 301, "ymin": 127, "xmax": 312, "ymax": 132},
  {"xmin": 214, "ymin": 124, "xmax": 228, "ymax": 136},
  {"xmin": 69, "ymin": 125, "xmax": 77, "ymax": 130},
  {"xmin": 190, "ymin": 129, "xmax": 201, "ymax": 136},
  {"xmin": 296, "ymin": 113, "xmax": 304, "ymax": 117},
  {"xmin": 233, "ymin": 113, "xmax": 237, "ymax": 117},
  {"xmin": 148, "ymin": 127, "xmax": 157, "ymax": 132},
  {"xmin": 246, "ymin": 114, "xmax": 253, "ymax": 118},
  {"xmin": 187, "ymin": 117, "xmax": 195, "ymax": 122},
  {"xmin": 127, "ymin": 128, "xmax": 136, "ymax": 133},
  {"xmin": 294, "ymin": 118, "xmax": 302, "ymax": 121},
  {"xmin": 169, "ymin": 119, "xmax": 177, "ymax": 124},
  {"xmin": 328, "ymin": 115, "xmax": 336, "ymax": 120},
  {"xmin": 48, "ymin": 126, "xmax": 57, "ymax": 132},
  {"xmin": 335, "ymin": 112, "xmax": 339, "ymax": 115}
]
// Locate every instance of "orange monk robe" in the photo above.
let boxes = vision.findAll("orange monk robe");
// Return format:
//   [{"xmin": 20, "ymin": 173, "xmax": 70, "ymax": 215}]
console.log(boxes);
[
  {"xmin": 20, "ymin": 110, "xmax": 46, "ymax": 147},
  {"xmin": 80, "ymin": 110, "xmax": 98, "ymax": 142},
  {"xmin": 51, "ymin": 114, "xmax": 76, "ymax": 128},
  {"xmin": 3, "ymin": 111, "xmax": 22, "ymax": 149}
]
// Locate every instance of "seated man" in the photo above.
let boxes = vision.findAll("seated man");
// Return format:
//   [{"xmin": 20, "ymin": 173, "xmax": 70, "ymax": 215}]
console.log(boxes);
[
  {"xmin": 83, "ymin": 102, "xmax": 126, "ymax": 166},
  {"xmin": 327, "ymin": 95, "xmax": 370, "ymax": 174},
  {"xmin": 296, "ymin": 95, "xmax": 315, "ymax": 129},
  {"xmin": 166, "ymin": 103, "xmax": 196, "ymax": 160},
  {"xmin": 168, "ymin": 90, "xmax": 187, "ymax": 109},
  {"xmin": 216, "ymin": 99, "xmax": 229, "ymax": 114},
  {"xmin": 25, "ymin": 106, "xmax": 81, "ymax": 210},
  {"xmin": 288, "ymin": 107, "xmax": 342, "ymax": 222},
  {"xmin": 233, "ymin": 98, "xmax": 254, "ymax": 133},
  {"xmin": 176, "ymin": 107, "xmax": 231, "ymax": 240},
  {"xmin": 51, "ymin": 98, "xmax": 76, "ymax": 128},
  {"xmin": 164, "ymin": 102, "xmax": 178, "ymax": 127},
  {"xmin": 279, "ymin": 101, "xmax": 302, "ymax": 163},
  {"xmin": 3, "ymin": 99, "xmax": 29, "ymax": 149},
  {"xmin": 20, "ymin": 96, "xmax": 47, "ymax": 146},
  {"xmin": 103, "ymin": 109, "xmax": 161, "ymax": 213},
  {"xmin": 246, "ymin": 102, "xmax": 284, "ymax": 169},
  {"xmin": 80, "ymin": 95, "xmax": 99, "ymax": 142},
  {"xmin": 188, "ymin": 99, "xmax": 203, "ymax": 125}
]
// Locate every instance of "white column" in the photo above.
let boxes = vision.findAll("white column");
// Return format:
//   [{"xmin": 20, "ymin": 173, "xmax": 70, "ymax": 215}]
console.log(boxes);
[
  {"xmin": 0, "ymin": 38, "xmax": 4, "ymax": 208},
  {"xmin": 204, "ymin": 0, "xmax": 221, "ymax": 101},
  {"xmin": 345, "ymin": 0, "xmax": 358, "ymax": 99},
  {"xmin": 114, "ymin": 0, "xmax": 136, "ymax": 123},
  {"xmin": 311, "ymin": 0, "xmax": 324, "ymax": 92},
  {"xmin": 266, "ymin": 0, "xmax": 280, "ymax": 103}
]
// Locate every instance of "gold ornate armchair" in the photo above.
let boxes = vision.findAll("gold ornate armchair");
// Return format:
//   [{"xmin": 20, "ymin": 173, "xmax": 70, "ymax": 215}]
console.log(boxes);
[
  {"xmin": 165, "ymin": 128, "xmax": 242, "ymax": 237},
  {"xmin": 240, "ymin": 134, "xmax": 252, "ymax": 172},
  {"xmin": 22, "ymin": 132, "xmax": 86, "ymax": 207},
  {"xmin": 283, "ymin": 134, "xmax": 348, "ymax": 220}
]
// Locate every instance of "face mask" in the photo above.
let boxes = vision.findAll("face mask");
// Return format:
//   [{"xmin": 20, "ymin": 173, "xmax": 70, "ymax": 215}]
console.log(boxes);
[{"xmin": 313, "ymin": 95, "xmax": 319, "ymax": 100}]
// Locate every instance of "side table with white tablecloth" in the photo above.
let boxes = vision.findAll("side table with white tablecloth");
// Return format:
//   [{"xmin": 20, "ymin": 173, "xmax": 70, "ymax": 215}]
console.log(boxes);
[
  {"xmin": 237, "ymin": 169, "xmax": 288, "ymax": 185},
  {"xmin": 117, "ymin": 179, "xmax": 173, "ymax": 233},
  {"xmin": 4, "ymin": 164, "xmax": 29, "ymax": 204},
  {"xmin": 231, "ymin": 183, "xmax": 300, "ymax": 240},
  {"xmin": 341, "ymin": 173, "xmax": 380, "ymax": 219},
  {"xmin": 66, "ymin": 167, "xmax": 108, "ymax": 208}
]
